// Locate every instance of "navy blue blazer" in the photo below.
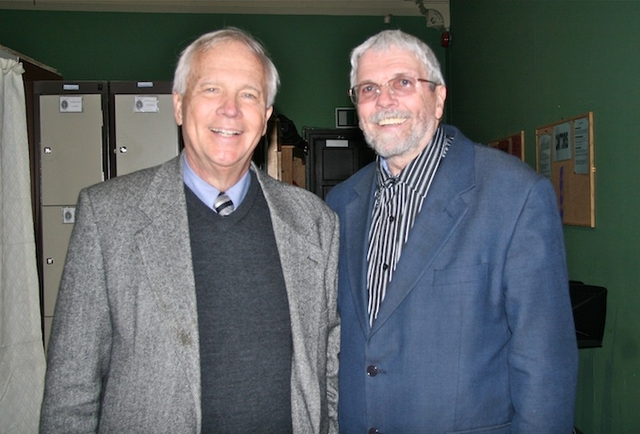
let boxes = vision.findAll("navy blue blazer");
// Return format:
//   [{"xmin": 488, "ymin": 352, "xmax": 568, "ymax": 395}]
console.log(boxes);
[{"xmin": 326, "ymin": 125, "xmax": 578, "ymax": 433}]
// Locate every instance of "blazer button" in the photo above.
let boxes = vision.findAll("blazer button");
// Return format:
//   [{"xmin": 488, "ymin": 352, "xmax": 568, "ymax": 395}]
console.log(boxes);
[
  {"xmin": 366, "ymin": 365, "xmax": 379, "ymax": 377},
  {"xmin": 368, "ymin": 428, "xmax": 380, "ymax": 434}
]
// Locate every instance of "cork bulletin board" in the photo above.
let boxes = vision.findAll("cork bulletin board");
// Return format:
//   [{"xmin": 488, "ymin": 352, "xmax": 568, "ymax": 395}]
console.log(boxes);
[
  {"xmin": 535, "ymin": 112, "xmax": 595, "ymax": 227},
  {"xmin": 488, "ymin": 130, "xmax": 525, "ymax": 161}
]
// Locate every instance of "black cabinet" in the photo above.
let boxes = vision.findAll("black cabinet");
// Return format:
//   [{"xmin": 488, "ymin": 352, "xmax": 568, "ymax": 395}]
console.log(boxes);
[{"xmin": 305, "ymin": 128, "xmax": 375, "ymax": 199}]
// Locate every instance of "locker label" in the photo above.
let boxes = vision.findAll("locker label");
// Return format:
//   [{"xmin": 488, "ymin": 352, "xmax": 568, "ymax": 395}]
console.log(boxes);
[
  {"xmin": 134, "ymin": 96, "xmax": 160, "ymax": 113},
  {"xmin": 59, "ymin": 96, "xmax": 83, "ymax": 113},
  {"xmin": 62, "ymin": 207, "xmax": 76, "ymax": 224}
]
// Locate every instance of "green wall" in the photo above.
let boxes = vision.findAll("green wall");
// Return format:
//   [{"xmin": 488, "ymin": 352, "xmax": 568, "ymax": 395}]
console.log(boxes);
[
  {"xmin": 449, "ymin": 1, "xmax": 640, "ymax": 432},
  {"xmin": 0, "ymin": 9, "xmax": 443, "ymax": 134}
]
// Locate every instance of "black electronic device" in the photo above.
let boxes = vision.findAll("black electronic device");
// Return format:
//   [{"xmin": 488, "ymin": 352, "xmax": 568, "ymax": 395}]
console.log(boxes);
[{"xmin": 569, "ymin": 281, "xmax": 607, "ymax": 349}]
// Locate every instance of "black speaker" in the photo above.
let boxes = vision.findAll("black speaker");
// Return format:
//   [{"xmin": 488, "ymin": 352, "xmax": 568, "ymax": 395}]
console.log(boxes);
[{"xmin": 569, "ymin": 281, "xmax": 607, "ymax": 349}]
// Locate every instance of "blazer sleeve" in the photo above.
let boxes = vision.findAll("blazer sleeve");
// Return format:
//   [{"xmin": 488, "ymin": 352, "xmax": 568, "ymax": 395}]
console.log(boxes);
[
  {"xmin": 504, "ymin": 177, "xmax": 578, "ymax": 432},
  {"xmin": 40, "ymin": 189, "xmax": 112, "ymax": 433}
]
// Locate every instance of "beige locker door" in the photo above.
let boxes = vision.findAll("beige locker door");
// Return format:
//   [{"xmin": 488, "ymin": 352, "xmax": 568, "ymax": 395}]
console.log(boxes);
[
  {"xmin": 40, "ymin": 93, "xmax": 105, "ymax": 205},
  {"xmin": 39, "ymin": 88, "xmax": 105, "ymax": 351},
  {"xmin": 41, "ymin": 205, "xmax": 76, "ymax": 348},
  {"xmin": 113, "ymin": 93, "xmax": 179, "ymax": 176}
]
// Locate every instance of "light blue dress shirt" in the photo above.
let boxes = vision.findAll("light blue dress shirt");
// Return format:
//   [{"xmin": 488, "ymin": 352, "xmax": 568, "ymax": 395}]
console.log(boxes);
[{"xmin": 181, "ymin": 154, "xmax": 250, "ymax": 212}]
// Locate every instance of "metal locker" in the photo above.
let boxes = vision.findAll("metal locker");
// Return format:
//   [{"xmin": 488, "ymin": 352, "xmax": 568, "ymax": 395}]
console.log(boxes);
[
  {"xmin": 35, "ymin": 81, "xmax": 180, "ymax": 350},
  {"xmin": 35, "ymin": 81, "xmax": 108, "ymax": 350},
  {"xmin": 39, "ymin": 87, "xmax": 107, "ymax": 205},
  {"xmin": 40, "ymin": 205, "xmax": 75, "ymax": 347},
  {"xmin": 109, "ymin": 81, "xmax": 180, "ymax": 176}
]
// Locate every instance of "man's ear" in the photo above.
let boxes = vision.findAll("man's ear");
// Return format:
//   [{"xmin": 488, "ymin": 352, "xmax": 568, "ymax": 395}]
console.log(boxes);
[
  {"xmin": 263, "ymin": 106, "xmax": 274, "ymax": 135},
  {"xmin": 173, "ymin": 91, "xmax": 183, "ymax": 126},
  {"xmin": 435, "ymin": 85, "xmax": 447, "ymax": 121}
]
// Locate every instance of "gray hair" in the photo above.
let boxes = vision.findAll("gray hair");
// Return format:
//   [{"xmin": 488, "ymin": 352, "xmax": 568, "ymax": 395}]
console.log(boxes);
[
  {"xmin": 173, "ymin": 27, "xmax": 280, "ymax": 107},
  {"xmin": 349, "ymin": 29, "xmax": 445, "ymax": 88}
]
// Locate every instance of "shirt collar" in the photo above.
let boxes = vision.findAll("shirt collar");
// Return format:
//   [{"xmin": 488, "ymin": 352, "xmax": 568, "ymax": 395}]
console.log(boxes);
[{"xmin": 182, "ymin": 154, "xmax": 251, "ymax": 210}]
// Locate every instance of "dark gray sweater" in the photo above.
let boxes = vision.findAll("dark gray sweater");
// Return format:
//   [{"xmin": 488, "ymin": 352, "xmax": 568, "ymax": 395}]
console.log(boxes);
[{"xmin": 186, "ymin": 174, "xmax": 293, "ymax": 433}]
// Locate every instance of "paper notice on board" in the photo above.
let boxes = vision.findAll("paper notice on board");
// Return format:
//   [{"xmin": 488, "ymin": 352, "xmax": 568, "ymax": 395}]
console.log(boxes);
[
  {"xmin": 538, "ymin": 133, "xmax": 552, "ymax": 179},
  {"xmin": 573, "ymin": 117, "xmax": 589, "ymax": 174},
  {"xmin": 553, "ymin": 122, "xmax": 572, "ymax": 162}
]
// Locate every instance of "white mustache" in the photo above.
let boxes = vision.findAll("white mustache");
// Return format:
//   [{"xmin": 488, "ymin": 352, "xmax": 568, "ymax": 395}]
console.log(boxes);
[{"xmin": 369, "ymin": 110, "xmax": 411, "ymax": 124}]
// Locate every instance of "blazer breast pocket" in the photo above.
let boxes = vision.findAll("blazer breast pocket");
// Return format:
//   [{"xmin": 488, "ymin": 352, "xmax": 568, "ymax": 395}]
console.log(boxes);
[
  {"xmin": 447, "ymin": 421, "xmax": 511, "ymax": 433},
  {"xmin": 432, "ymin": 263, "xmax": 489, "ymax": 295}
]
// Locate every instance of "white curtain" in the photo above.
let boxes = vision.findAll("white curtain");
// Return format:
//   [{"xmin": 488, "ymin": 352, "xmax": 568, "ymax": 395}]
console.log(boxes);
[{"xmin": 0, "ymin": 58, "xmax": 46, "ymax": 433}]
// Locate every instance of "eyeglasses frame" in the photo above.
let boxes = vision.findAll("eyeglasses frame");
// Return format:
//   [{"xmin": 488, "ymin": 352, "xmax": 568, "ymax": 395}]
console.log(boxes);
[{"xmin": 348, "ymin": 77, "xmax": 437, "ymax": 105}]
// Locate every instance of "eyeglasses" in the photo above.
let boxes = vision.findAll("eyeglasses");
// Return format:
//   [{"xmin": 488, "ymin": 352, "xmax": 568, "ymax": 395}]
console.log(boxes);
[{"xmin": 348, "ymin": 76, "xmax": 436, "ymax": 105}]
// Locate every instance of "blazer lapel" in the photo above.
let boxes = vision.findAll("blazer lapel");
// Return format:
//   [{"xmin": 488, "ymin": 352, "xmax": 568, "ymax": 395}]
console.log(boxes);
[
  {"xmin": 343, "ymin": 168, "xmax": 378, "ymax": 337},
  {"xmin": 254, "ymin": 166, "xmax": 327, "ymax": 315},
  {"xmin": 254, "ymin": 167, "xmax": 331, "ymax": 432},
  {"xmin": 370, "ymin": 139, "xmax": 475, "ymax": 335},
  {"xmin": 134, "ymin": 157, "xmax": 201, "ymax": 404}
]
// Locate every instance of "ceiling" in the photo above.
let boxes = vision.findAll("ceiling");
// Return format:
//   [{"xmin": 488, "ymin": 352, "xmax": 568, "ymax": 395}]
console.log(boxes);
[{"xmin": 0, "ymin": 0, "xmax": 450, "ymax": 27}]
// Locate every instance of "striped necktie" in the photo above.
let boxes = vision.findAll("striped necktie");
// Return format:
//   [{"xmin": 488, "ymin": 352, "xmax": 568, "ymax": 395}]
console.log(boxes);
[{"xmin": 214, "ymin": 192, "xmax": 234, "ymax": 216}]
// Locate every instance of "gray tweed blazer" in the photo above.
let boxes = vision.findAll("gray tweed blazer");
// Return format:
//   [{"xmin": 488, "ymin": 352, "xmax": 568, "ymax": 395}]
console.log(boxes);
[{"xmin": 40, "ymin": 155, "xmax": 340, "ymax": 433}]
